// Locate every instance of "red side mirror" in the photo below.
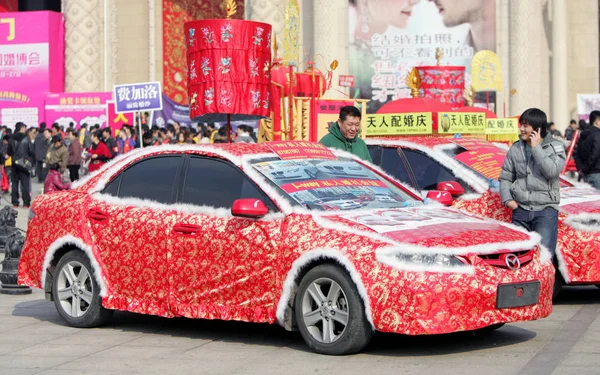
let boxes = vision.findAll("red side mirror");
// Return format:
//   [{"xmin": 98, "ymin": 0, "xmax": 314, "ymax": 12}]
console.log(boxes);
[
  {"xmin": 231, "ymin": 199, "xmax": 269, "ymax": 218},
  {"xmin": 436, "ymin": 181, "xmax": 465, "ymax": 196},
  {"xmin": 426, "ymin": 190, "xmax": 454, "ymax": 206}
]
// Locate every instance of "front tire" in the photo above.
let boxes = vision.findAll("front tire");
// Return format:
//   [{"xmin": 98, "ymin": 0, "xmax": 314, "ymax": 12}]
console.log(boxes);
[
  {"xmin": 295, "ymin": 264, "xmax": 373, "ymax": 355},
  {"xmin": 52, "ymin": 250, "xmax": 113, "ymax": 328}
]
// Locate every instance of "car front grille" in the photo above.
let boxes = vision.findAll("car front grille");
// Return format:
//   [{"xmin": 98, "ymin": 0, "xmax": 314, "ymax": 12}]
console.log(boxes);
[{"xmin": 478, "ymin": 249, "xmax": 534, "ymax": 270}]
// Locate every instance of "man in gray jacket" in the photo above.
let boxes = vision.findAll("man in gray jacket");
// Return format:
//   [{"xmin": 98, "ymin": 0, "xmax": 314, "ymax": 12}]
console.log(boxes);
[{"xmin": 499, "ymin": 108, "xmax": 566, "ymax": 259}]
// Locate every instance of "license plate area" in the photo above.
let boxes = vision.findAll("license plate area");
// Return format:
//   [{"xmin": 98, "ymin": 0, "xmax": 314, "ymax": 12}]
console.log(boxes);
[{"xmin": 496, "ymin": 281, "xmax": 540, "ymax": 309}]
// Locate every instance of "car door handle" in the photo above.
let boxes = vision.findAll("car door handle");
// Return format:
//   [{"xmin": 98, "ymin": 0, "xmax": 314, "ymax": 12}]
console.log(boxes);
[
  {"xmin": 173, "ymin": 223, "xmax": 201, "ymax": 235},
  {"xmin": 87, "ymin": 210, "xmax": 109, "ymax": 222}
]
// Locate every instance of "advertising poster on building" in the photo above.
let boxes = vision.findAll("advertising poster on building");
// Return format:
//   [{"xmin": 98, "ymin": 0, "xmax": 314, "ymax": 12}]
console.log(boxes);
[
  {"xmin": 45, "ymin": 92, "xmax": 112, "ymax": 128},
  {"xmin": 349, "ymin": 0, "xmax": 496, "ymax": 113},
  {"xmin": 0, "ymin": 11, "xmax": 64, "ymax": 127},
  {"xmin": 576, "ymin": 94, "xmax": 600, "ymax": 121}
]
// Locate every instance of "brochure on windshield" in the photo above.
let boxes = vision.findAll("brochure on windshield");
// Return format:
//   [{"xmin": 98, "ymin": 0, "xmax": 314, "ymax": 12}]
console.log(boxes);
[
  {"xmin": 450, "ymin": 139, "xmax": 506, "ymax": 180},
  {"xmin": 454, "ymin": 148, "xmax": 505, "ymax": 180},
  {"xmin": 253, "ymin": 158, "xmax": 418, "ymax": 210},
  {"xmin": 265, "ymin": 141, "xmax": 336, "ymax": 160}
]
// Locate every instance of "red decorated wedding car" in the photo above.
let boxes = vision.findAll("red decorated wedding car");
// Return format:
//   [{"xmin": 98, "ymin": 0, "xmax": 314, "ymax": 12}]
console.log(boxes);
[
  {"xmin": 19, "ymin": 142, "xmax": 553, "ymax": 354},
  {"xmin": 367, "ymin": 137, "xmax": 600, "ymax": 297}
]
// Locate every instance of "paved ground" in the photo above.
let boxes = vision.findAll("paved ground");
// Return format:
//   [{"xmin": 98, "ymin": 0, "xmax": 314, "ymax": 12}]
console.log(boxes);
[{"xmin": 1, "ymin": 183, "xmax": 600, "ymax": 374}]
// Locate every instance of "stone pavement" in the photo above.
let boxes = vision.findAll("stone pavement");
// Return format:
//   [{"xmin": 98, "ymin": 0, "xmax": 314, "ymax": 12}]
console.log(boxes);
[{"xmin": 1, "ymin": 183, "xmax": 600, "ymax": 374}]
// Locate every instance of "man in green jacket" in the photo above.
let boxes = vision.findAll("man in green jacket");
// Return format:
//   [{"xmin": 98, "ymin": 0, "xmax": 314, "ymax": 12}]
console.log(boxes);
[{"xmin": 319, "ymin": 106, "xmax": 372, "ymax": 162}]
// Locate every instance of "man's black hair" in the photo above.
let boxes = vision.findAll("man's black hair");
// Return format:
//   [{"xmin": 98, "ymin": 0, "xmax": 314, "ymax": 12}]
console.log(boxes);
[
  {"xmin": 15, "ymin": 122, "xmax": 26, "ymax": 133},
  {"xmin": 339, "ymin": 106, "xmax": 361, "ymax": 122},
  {"xmin": 520, "ymin": 108, "xmax": 548, "ymax": 137},
  {"xmin": 589, "ymin": 110, "xmax": 600, "ymax": 127},
  {"xmin": 570, "ymin": 119, "xmax": 577, "ymax": 125}
]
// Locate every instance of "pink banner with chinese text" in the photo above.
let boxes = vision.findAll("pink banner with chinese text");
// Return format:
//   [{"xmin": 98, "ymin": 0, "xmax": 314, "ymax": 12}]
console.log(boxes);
[
  {"xmin": 45, "ymin": 92, "xmax": 112, "ymax": 128},
  {"xmin": 0, "ymin": 11, "xmax": 64, "ymax": 128}
]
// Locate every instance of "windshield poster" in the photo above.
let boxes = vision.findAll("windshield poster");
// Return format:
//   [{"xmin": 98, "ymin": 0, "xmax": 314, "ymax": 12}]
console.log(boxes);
[{"xmin": 253, "ymin": 159, "xmax": 407, "ymax": 210}]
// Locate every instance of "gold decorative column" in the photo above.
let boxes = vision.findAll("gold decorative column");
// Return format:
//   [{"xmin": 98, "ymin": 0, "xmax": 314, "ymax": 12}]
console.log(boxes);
[
  {"xmin": 246, "ymin": 0, "xmax": 286, "ymax": 60},
  {"xmin": 63, "ymin": 0, "xmax": 105, "ymax": 92}
]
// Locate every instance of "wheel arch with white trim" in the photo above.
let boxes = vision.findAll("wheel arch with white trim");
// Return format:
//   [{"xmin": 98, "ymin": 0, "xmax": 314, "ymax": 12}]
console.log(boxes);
[
  {"xmin": 51, "ymin": 249, "xmax": 113, "ymax": 327},
  {"xmin": 276, "ymin": 249, "xmax": 375, "ymax": 334}
]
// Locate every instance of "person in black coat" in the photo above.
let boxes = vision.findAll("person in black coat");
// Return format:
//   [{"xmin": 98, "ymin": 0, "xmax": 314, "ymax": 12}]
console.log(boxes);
[
  {"xmin": 11, "ymin": 127, "xmax": 37, "ymax": 208},
  {"xmin": 34, "ymin": 127, "xmax": 51, "ymax": 182},
  {"xmin": 575, "ymin": 111, "xmax": 600, "ymax": 189}
]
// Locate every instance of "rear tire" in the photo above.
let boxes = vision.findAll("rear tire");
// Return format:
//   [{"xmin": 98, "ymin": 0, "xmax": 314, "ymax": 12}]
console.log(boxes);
[
  {"xmin": 52, "ymin": 250, "xmax": 113, "ymax": 328},
  {"xmin": 553, "ymin": 267, "xmax": 565, "ymax": 300},
  {"xmin": 295, "ymin": 264, "xmax": 373, "ymax": 355}
]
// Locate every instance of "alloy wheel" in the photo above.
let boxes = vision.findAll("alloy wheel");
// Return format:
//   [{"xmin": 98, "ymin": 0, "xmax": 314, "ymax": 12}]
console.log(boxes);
[
  {"xmin": 301, "ymin": 277, "xmax": 349, "ymax": 344},
  {"xmin": 56, "ymin": 260, "xmax": 94, "ymax": 318}
]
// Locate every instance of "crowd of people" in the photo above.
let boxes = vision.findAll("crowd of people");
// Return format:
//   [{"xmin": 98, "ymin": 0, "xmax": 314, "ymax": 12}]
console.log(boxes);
[{"xmin": 0, "ymin": 121, "xmax": 258, "ymax": 207}]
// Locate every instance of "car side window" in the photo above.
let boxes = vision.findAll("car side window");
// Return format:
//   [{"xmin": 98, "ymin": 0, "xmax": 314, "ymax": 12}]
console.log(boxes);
[
  {"xmin": 103, "ymin": 174, "xmax": 121, "ymax": 196},
  {"xmin": 402, "ymin": 149, "xmax": 459, "ymax": 191},
  {"xmin": 115, "ymin": 156, "xmax": 181, "ymax": 204},
  {"xmin": 368, "ymin": 146, "xmax": 382, "ymax": 166},
  {"xmin": 180, "ymin": 157, "xmax": 276, "ymax": 210},
  {"xmin": 381, "ymin": 147, "xmax": 413, "ymax": 186}
]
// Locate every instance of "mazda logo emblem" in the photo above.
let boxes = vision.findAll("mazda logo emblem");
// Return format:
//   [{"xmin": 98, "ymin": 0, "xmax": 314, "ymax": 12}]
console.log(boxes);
[{"xmin": 504, "ymin": 254, "xmax": 521, "ymax": 270}]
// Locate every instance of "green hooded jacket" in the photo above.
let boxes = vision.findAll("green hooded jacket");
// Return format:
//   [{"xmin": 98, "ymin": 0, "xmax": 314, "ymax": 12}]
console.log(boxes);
[{"xmin": 319, "ymin": 123, "xmax": 372, "ymax": 162}]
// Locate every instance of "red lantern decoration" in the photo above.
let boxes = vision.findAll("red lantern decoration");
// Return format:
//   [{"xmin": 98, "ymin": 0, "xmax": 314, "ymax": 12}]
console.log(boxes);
[
  {"xmin": 185, "ymin": 19, "xmax": 272, "ymax": 121},
  {"xmin": 416, "ymin": 66, "xmax": 465, "ymax": 110}
]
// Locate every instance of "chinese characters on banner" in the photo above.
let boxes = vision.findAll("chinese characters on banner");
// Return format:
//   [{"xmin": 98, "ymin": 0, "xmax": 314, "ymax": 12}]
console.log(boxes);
[
  {"xmin": 438, "ymin": 112, "xmax": 486, "ymax": 134},
  {"xmin": 45, "ymin": 92, "xmax": 112, "ymax": 128},
  {"xmin": 113, "ymin": 82, "xmax": 163, "ymax": 113},
  {"xmin": 338, "ymin": 75, "xmax": 355, "ymax": 88},
  {"xmin": 349, "ymin": 1, "xmax": 496, "ymax": 113},
  {"xmin": 281, "ymin": 178, "xmax": 386, "ymax": 193},
  {"xmin": 266, "ymin": 141, "xmax": 337, "ymax": 160},
  {"xmin": 485, "ymin": 118, "xmax": 518, "ymax": 135},
  {"xmin": 365, "ymin": 113, "xmax": 432, "ymax": 136},
  {"xmin": 0, "ymin": 11, "xmax": 64, "ymax": 127}
]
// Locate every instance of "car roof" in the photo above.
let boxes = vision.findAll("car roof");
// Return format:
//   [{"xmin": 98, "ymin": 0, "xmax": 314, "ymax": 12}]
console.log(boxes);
[
  {"xmin": 366, "ymin": 136, "xmax": 486, "ymax": 149},
  {"xmin": 195, "ymin": 142, "xmax": 272, "ymax": 156}
]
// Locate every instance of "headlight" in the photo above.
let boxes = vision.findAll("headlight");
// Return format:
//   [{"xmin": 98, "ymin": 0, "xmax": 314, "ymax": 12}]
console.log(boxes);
[
  {"xmin": 396, "ymin": 253, "xmax": 465, "ymax": 267},
  {"xmin": 376, "ymin": 248, "xmax": 473, "ymax": 273}
]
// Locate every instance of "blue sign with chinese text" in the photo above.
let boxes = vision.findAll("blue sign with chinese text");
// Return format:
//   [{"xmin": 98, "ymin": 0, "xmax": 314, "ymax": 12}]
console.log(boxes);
[{"xmin": 113, "ymin": 81, "xmax": 163, "ymax": 113}]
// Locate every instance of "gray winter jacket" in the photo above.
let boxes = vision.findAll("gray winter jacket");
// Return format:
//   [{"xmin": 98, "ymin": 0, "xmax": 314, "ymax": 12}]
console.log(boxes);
[{"xmin": 499, "ymin": 133, "xmax": 566, "ymax": 211}]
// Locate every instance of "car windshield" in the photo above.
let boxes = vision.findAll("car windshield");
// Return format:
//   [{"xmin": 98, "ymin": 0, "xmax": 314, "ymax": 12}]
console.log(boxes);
[
  {"xmin": 250, "ymin": 157, "xmax": 422, "ymax": 211},
  {"xmin": 441, "ymin": 143, "xmax": 573, "ymax": 188}
]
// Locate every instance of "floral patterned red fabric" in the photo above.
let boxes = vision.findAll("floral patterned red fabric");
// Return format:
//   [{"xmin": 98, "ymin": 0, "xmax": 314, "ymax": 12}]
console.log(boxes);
[
  {"xmin": 19, "ymin": 143, "xmax": 553, "ymax": 335},
  {"xmin": 185, "ymin": 19, "xmax": 271, "ymax": 121}
]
